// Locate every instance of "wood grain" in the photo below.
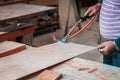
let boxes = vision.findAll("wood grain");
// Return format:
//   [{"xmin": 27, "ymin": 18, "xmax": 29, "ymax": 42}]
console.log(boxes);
[
  {"xmin": 0, "ymin": 43, "xmax": 96, "ymax": 80},
  {"xmin": 0, "ymin": 41, "xmax": 26, "ymax": 58},
  {"xmin": 52, "ymin": 58, "xmax": 120, "ymax": 80}
]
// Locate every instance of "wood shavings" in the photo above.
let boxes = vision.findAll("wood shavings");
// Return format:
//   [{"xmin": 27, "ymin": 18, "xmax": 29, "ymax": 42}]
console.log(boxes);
[
  {"xmin": 65, "ymin": 60, "xmax": 98, "ymax": 73},
  {"xmin": 78, "ymin": 67, "xmax": 89, "ymax": 71},
  {"xmin": 88, "ymin": 66, "xmax": 97, "ymax": 73}
]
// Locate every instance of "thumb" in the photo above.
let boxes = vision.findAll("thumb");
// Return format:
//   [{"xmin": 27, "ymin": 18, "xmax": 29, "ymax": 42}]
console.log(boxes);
[{"xmin": 98, "ymin": 44, "xmax": 105, "ymax": 49}]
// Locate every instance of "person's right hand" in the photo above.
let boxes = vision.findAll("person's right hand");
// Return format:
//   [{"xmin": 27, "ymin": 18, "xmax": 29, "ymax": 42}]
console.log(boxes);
[{"xmin": 84, "ymin": 3, "xmax": 102, "ymax": 17}]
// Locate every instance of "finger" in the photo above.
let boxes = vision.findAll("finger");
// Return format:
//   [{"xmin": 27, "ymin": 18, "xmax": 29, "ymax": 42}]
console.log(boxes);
[
  {"xmin": 99, "ymin": 46, "xmax": 109, "ymax": 55},
  {"xmin": 84, "ymin": 8, "xmax": 92, "ymax": 16},
  {"xmin": 99, "ymin": 50, "xmax": 104, "ymax": 54},
  {"xmin": 89, "ymin": 10, "xmax": 96, "ymax": 16},
  {"xmin": 99, "ymin": 49, "xmax": 106, "ymax": 54}
]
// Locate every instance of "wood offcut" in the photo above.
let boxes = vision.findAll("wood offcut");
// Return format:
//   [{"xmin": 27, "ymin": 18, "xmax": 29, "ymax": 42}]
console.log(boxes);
[
  {"xmin": 0, "ymin": 41, "xmax": 26, "ymax": 58},
  {"xmin": 36, "ymin": 70, "xmax": 62, "ymax": 80}
]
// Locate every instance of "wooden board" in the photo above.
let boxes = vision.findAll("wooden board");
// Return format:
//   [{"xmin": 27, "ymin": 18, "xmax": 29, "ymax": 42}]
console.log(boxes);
[
  {"xmin": 0, "ymin": 41, "xmax": 26, "ymax": 58},
  {"xmin": 0, "ymin": 43, "xmax": 96, "ymax": 80},
  {"xmin": 52, "ymin": 58, "xmax": 120, "ymax": 80},
  {"xmin": 35, "ymin": 70, "xmax": 62, "ymax": 80}
]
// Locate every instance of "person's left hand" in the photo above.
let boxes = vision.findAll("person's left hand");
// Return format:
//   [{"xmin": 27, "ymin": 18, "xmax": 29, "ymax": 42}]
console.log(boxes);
[{"xmin": 98, "ymin": 41, "xmax": 116, "ymax": 55}]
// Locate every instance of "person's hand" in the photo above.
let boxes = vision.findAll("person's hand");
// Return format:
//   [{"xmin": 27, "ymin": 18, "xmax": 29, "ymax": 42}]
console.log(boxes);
[
  {"xmin": 98, "ymin": 41, "xmax": 116, "ymax": 55},
  {"xmin": 84, "ymin": 3, "xmax": 101, "ymax": 17}
]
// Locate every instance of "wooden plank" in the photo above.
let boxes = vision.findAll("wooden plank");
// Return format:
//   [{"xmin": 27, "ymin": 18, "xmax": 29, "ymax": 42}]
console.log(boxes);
[
  {"xmin": 0, "ymin": 41, "xmax": 26, "ymax": 58},
  {"xmin": 0, "ymin": 43, "xmax": 96, "ymax": 80},
  {"xmin": 35, "ymin": 70, "xmax": 62, "ymax": 80}
]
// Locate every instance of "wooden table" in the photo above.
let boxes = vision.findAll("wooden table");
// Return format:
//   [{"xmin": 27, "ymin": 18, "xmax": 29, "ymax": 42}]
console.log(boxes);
[
  {"xmin": 51, "ymin": 57, "xmax": 120, "ymax": 80},
  {"xmin": 0, "ymin": 3, "xmax": 56, "ymax": 45},
  {"xmin": 30, "ymin": 57, "xmax": 120, "ymax": 80},
  {"xmin": 0, "ymin": 3, "xmax": 56, "ymax": 23}
]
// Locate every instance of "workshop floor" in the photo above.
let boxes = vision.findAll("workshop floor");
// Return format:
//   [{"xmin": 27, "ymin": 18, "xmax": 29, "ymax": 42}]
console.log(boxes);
[{"xmin": 32, "ymin": 7, "xmax": 105, "ymax": 63}]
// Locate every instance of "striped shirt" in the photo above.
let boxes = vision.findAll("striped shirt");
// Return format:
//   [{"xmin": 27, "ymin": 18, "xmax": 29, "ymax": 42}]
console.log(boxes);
[{"xmin": 100, "ymin": 0, "xmax": 120, "ymax": 40}]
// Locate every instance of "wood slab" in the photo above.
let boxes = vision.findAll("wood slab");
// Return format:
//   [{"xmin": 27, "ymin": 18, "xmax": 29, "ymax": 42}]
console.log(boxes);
[
  {"xmin": 0, "ymin": 41, "xmax": 26, "ymax": 58},
  {"xmin": 35, "ymin": 70, "xmax": 62, "ymax": 80},
  {"xmin": 0, "ymin": 43, "xmax": 96, "ymax": 80}
]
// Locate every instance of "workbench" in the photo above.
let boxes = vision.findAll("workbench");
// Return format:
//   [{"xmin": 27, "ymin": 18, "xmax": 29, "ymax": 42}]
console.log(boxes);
[
  {"xmin": 51, "ymin": 57, "xmax": 120, "ymax": 80},
  {"xmin": 0, "ymin": 3, "xmax": 56, "ymax": 45},
  {"xmin": 0, "ymin": 3, "xmax": 55, "ymax": 23}
]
